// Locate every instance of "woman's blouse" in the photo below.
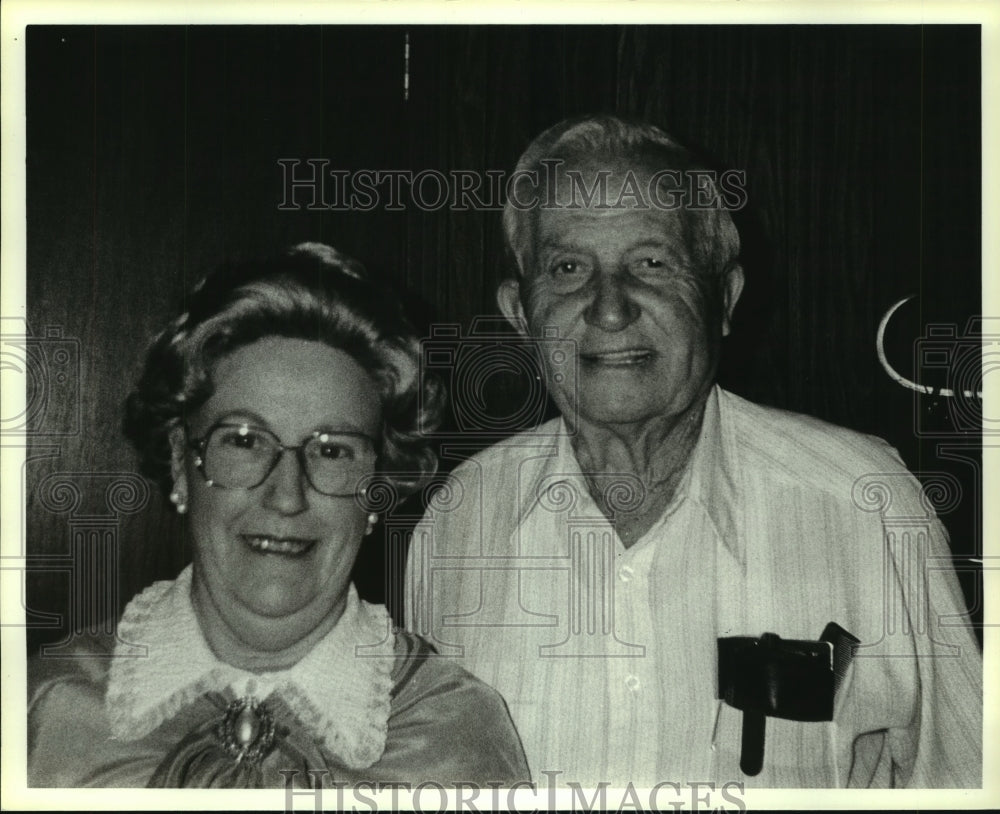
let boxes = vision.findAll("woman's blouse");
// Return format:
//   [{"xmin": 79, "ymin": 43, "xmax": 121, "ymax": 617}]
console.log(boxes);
[{"xmin": 28, "ymin": 566, "xmax": 529, "ymax": 788}]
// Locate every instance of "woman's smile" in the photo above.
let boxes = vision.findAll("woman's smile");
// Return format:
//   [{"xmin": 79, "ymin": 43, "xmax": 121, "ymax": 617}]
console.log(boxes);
[{"xmin": 241, "ymin": 534, "xmax": 317, "ymax": 557}]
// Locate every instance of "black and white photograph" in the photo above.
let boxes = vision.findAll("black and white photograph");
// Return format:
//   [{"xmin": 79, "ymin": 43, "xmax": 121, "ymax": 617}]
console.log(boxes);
[{"xmin": 2, "ymin": 1, "xmax": 996, "ymax": 810}]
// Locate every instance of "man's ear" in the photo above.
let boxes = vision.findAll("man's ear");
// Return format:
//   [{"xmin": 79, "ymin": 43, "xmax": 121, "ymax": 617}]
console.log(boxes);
[
  {"xmin": 496, "ymin": 278, "xmax": 530, "ymax": 338},
  {"xmin": 168, "ymin": 423, "xmax": 189, "ymax": 495},
  {"xmin": 721, "ymin": 263, "xmax": 745, "ymax": 337}
]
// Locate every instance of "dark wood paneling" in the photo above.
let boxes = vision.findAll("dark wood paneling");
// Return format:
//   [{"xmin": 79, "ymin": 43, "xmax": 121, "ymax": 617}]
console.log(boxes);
[{"xmin": 23, "ymin": 25, "xmax": 982, "ymax": 650}]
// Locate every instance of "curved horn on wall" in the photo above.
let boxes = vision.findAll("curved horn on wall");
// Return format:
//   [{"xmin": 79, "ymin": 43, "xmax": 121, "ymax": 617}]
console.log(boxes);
[{"xmin": 876, "ymin": 295, "xmax": 983, "ymax": 399}]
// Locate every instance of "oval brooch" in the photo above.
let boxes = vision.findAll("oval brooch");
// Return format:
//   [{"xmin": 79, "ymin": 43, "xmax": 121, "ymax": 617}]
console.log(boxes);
[{"xmin": 215, "ymin": 696, "xmax": 276, "ymax": 766}]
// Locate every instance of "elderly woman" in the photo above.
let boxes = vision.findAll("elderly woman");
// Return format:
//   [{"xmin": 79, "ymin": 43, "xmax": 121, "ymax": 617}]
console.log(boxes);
[{"xmin": 28, "ymin": 243, "xmax": 529, "ymax": 788}]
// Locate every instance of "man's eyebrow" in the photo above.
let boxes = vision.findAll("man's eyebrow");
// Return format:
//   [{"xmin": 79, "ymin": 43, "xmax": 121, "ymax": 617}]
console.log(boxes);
[
  {"xmin": 536, "ymin": 238, "xmax": 588, "ymax": 254},
  {"xmin": 628, "ymin": 237, "xmax": 680, "ymax": 250},
  {"xmin": 627, "ymin": 239, "xmax": 689, "ymax": 258}
]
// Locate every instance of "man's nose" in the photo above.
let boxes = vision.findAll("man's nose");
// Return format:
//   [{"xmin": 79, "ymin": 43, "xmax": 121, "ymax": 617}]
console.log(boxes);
[
  {"xmin": 261, "ymin": 450, "xmax": 309, "ymax": 515},
  {"xmin": 584, "ymin": 272, "xmax": 640, "ymax": 331}
]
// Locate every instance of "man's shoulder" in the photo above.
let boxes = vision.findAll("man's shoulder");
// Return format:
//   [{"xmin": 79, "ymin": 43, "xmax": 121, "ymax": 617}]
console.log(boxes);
[
  {"xmin": 718, "ymin": 388, "xmax": 911, "ymax": 492},
  {"xmin": 444, "ymin": 419, "xmax": 563, "ymax": 480}
]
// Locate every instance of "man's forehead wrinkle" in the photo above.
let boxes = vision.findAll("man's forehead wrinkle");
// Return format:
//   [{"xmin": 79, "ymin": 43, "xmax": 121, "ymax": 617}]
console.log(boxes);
[
  {"xmin": 539, "ymin": 208, "xmax": 690, "ymax": 240},
  {"xmin": 537, "ymin": 235, "xmax": 585, "ymax": 254}
]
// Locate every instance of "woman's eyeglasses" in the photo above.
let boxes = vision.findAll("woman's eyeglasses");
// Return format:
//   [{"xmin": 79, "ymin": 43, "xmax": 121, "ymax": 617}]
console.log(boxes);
[{"xmin": 187, "ymin": 423, "xmax": 377, "ymax": 497}]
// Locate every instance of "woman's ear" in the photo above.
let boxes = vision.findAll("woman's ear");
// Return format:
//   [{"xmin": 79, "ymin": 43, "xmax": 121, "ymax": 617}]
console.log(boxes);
[{"xmin": 168, "ymin": 423, "xmax": 189, "ymax": 498}]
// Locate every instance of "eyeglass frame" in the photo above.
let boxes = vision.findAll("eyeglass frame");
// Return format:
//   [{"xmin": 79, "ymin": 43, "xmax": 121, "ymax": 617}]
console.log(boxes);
[{"xmin": 185, "ymin": 421, "xmax": 379, "ymax": 498}]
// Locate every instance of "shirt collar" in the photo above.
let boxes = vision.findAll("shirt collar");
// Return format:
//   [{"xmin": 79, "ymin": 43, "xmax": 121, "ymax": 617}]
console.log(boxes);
[
  {"xmin": 513, "ymin": 385, "xmax": 743, "ymax": 563},
  {"xmin": 688, "ymin": 385, "xmax": 743, "ymax": 563},
  {"xmin": 106, "ymin": 566, "xmax": 395, "ymax": 769}
]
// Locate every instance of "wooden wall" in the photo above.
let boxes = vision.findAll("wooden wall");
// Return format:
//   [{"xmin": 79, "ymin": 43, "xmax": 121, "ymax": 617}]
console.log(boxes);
[{"xmin": 22, "ymin": 25, "xmax": 982, "ymax": 651}]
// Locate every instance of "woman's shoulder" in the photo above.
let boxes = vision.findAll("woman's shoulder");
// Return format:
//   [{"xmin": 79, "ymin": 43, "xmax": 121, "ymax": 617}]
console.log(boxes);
[
  {"xmin": 389, "ymin": 627, "xmax": 494, "ymax": 701},
  {"xmin": 28, "ymin": 634, "xmax": 115, "ymax": 701},
  {"xmin": 27, "ymin": 634, "xmax": 130, "ymax": 787},
  {"xmin": 384, "ymin": 628, "xmax": 530, "ymax": 784}
]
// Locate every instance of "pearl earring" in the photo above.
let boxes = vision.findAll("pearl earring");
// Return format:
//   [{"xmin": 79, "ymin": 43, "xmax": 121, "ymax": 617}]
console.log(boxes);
[
  {"xmin": 169, "ymin": 490, "xmax": 188, "ymax": 515},
  {"xmin": 365, "ymin": 512, "xmax": 378, "ymax": 536}
]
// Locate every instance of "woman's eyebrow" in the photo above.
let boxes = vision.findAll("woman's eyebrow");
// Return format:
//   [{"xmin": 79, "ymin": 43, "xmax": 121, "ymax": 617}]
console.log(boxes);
[
  {"xmin": 213, "ymin": 417, "xmax": 374, "ymax": 440},
  {"xmin": 311, "ymin": 424, "xmax": 375, "ymax": 438},
  {"xmin": 208, "ymin": 410, "xmax": 271, "ymax": 428}
]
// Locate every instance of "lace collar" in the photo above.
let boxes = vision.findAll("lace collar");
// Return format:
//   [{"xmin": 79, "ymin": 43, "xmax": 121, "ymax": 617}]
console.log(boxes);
[{"xmin": 106, "ymin": 566, "xmax": 395, "ymax": 769}]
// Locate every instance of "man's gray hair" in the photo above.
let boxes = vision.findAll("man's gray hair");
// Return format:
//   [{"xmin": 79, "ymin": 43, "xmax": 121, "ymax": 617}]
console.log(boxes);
[{"xmin": 501, "ymin": 115, "xmax": 741, "ymax": 278}]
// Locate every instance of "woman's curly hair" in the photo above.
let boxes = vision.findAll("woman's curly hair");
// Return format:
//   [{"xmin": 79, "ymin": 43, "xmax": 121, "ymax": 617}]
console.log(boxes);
[{"xmin": 124, "ymin": 242, "xmax": 444, "ymax": 501}]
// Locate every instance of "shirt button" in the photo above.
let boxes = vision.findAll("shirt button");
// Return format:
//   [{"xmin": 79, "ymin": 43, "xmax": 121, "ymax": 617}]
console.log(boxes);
[
  {"xmin": 625, "ymin": 674, "xmax": 641, "ymax": 693},
  {"xmin": 618, "ymin": 565, "xmax": 635, "ymax": 583}
]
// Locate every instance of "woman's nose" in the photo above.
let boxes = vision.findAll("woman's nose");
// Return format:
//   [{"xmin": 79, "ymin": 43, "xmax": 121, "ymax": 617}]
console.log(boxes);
[
  {"xmin": 584, "ymin": 272, "xmax": 640, "ymax": 332},
  {"xmin": 261, "ymin": 450, "xmax": 309, "ymax": 514}
]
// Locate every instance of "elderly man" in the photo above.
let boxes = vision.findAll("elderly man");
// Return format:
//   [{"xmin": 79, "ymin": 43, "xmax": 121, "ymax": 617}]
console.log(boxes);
[{"xmin": 405, "ymin": 116, "xmax": 981, "ymax": 788}]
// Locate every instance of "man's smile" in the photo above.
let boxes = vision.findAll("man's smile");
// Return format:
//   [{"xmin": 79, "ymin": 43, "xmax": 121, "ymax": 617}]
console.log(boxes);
[{"xmin": 580, "ymin": 348, "xmax": 656, "ymax": 366}]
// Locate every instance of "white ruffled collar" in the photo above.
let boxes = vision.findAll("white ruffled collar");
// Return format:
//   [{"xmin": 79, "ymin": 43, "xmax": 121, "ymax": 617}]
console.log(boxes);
[{"xmin": 106, "ymin": 566, "xmax": 396, "ymax": 769}]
